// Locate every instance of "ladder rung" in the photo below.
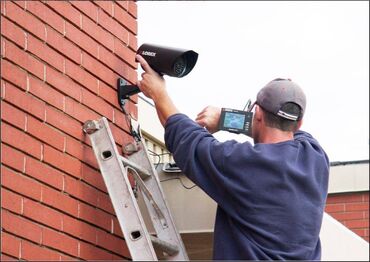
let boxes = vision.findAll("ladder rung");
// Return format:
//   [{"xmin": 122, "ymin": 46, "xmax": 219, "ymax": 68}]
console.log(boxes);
[
  {"xmin": 150, "ymin": 235, "xmax": 179, "ymax": 256},
  {"xmin": 120, "ymin": 155, "xmax": 151, "ymax": 179}
]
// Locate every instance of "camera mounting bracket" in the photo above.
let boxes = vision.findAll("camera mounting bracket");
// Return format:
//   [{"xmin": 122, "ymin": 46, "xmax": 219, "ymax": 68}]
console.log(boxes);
[{"xmin": 117, "ymin": 78, "xmax": 140, "ymax": 108}]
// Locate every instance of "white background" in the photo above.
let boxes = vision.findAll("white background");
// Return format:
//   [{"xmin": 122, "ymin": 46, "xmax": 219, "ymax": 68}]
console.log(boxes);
[{"xmin": 137, "ymin": 1, "xmax": 369, "ymax": 162}]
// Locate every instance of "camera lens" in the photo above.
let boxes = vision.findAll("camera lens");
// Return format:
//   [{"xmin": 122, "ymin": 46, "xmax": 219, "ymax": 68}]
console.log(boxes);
[{"xmin": 173, "ymin": 57, "xmax": 187, "ymax": 77}]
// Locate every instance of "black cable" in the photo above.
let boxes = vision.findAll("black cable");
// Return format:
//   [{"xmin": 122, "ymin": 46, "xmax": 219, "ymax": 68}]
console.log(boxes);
[
  {"xmin": 121, "ymin": 105, "xmax": 141, "ymax": 142},
  {"xmin": 160, "ymin": 177, "xmax": 197, "ymax": 190},
  {"xmin": 148, "ymin": 151, "xmax": 161, "ymax": 168},
  {"xmin": 147, "ymin": 149, "xmax": 197, "ymax": 190}
]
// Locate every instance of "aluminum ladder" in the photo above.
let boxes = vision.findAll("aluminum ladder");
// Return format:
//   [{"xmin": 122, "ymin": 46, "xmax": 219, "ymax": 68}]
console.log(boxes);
[{"xmin": 83, "ymin": 117, "xmax": 188, "ymax": 261}]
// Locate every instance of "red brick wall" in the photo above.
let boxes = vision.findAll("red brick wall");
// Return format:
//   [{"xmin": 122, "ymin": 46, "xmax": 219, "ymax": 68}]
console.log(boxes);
[
  {"xmin": 1, "ymin": 1, "xmax": 138, "ymax": 260},
  {"xmin": 325, "ymin": 191, "xmax": 369, "ymax": 242}
]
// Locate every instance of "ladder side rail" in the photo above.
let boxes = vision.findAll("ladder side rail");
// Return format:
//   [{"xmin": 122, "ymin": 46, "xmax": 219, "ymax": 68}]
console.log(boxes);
[
  {"xmin": 84, "ymin": 118, "xmax": 157, "ymax": 261},
  {"xmin": 128, "ymin": 139, "xmax": 189, "ymax": 260}
]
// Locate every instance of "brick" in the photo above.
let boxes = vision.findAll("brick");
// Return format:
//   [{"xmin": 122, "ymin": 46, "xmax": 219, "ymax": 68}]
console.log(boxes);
[
  {"xmin": 115, "ymin": 1, "xmax": 128, "ymax": 11},
  {"xmin": 3, "ymin": 82, "xmax": 46, "ymax": 121},
  {"xmin": 79, "ymin": 143, "xmax": 99, "ymax": 170},
  {"xmin": 352, "ymin": 228, "xmax": 367, "ymax": 237},
  {"xmin": 5, "ymin": 1, "xmax": 46, "ymax": 41},
  {"xmin": 45, "ymin": 1, "xmax": 80, "ymax": 28},
  {"xmin": 1, "ymin": 210, "xmax": 42, "ymax": 244},
  {"xmin": 25, "ymin": 156, "xmax": 64, "ymax": 190},
  {"xmin": 95, "ymin": 1, "xmax": 113, "ymax": 16},
  {"xmin": 21, "ymin": 240, "xmax": 60, "ymax": 261},
  {"xmin": 12, "ymin": 1, "xmax": 26, "ymax": 9},
  {"xmin": 23, "ymin": 198, "xmax": 63, "ymax": 230},
  {"xmin": 65, "ymin": 22, "xmax": 99, "ymax": 59},
  {"xmin": 346, "ymin": 202, "xmax": 369, "ymax": 212},
  {"xmin": 112, "ymin": 217, "xmax": 124, "ymax": 238},
  {"xmin": 81, "ymin": 15, "xmax": 114, "ymax": 51},
  {"xmin": 1, "ymin": 79, "xmax": 3, "ymax": 98},
  {"xmin": 64, "ymin": 136, "xmax": 84, "ymax": 161},
  {"xmin": 113, "ymin": 3, "xmax": 137, "ymax": 34},
  {"xmin": 1, "ymin": 37, "xmax": 4, "ymax": 57},
  {"xmin": 45, "ymin": 106, "xmax": 83, "ymax": 140},
  {"xmin": 79, "ymin": 241, "xmax": 116, "ymax": 260},
  {"xmin": 326, "ymin": 193, "xmax": 365, "ymax": 204},
  {"xmin": 96, "ymin": 229, "xmax": 128, "ymax": 257},
  {"xmin": 46, "ymin": 27, "xmax": 80, "ymax": 65},
  {"xmin": 64, "ymin": 175, "xmax": 98, "ymax": 206},
  {"xmin": 1, "ymin": 253, "xmax": 17, "ymax": 261},
  {"xmin": 81, "ymin": 51, "xmax": 117, "ymax": 88},
  {"xmin": 1, "ymin": 16, "xmax": 25, "ymax": 48},
  {"xmin": 81, "ymin": 163, "xmax": 107, "ymax": 193},
  {"xmin": 1, "ymin": 0, "xmax": 5, "ymax": 14},
  {"xmin": 1, "ymin": 122, "xmax": 42, "ymax": 159},
  {"xmin": 1, "ymin": 60, "xmax": 27, "ymax": 90},
  {"xmin": 42, "ymin": 227, "xmax": 79, "ymax": 257},
  {"xmin": 28, "ymin": 76, "xmax": 64, "ymax": 111},
  {"xmin": 27, "ymin": 115, "xmax": 65, "ymax": 150},
  {"xmin": 97, "ymin": 192, "xmax": 115, "ymax": 215},
  {"xmin": 65, "ymin": 97, "xmax": 100, "ymax": 124},
  {"xmin": 363, "ymin": 193, "xmax": 369, "ymax": 202},
  {"xmin": 128, "ymin": 32, "xmax": 137, "ymax": 51},
  {"xmin": 41, "ymin": 185, "xmax": 79, "ymax": 217},
  {"xmin": 98, "ymin": 8, "xmax": 129, "ymax": 44},
  {"xmin": 45, "ymin": 66, "xmax": 81, "ymax": 101},
  {"xmin": 1, "ymin": 232, "xmax": 21, "ymax": 258},
  {"xmin": 81, "ymin": 88, "xmax": 113, "ymax": 121},
  {"xmin": 1, "ymin": 166, "xmax": 42, "ymax": 201},
  {"xmin": 65, "ymin": 59, "xmax": 98, "ymax": 94},
  {"xmin": 62, "ymin": 214, "xmax": 97, "ymax": 244},
  {"xmin": 59, "ymin": 254, "xmax": 79, "ymax": 261},
  {"xmin": 331, "ymin": 211, "xmax": 365, "ymax": 221},
  {"xmin": 110, "ymin": 122, "xmax": 134, "ymax": 146},
  {"xmin": 1, "ymin": 143, "xmax": 25, "ymax": 173},
  {"xmin": 71, "ymin": 1, "xmax": 98, "ymax": 22},
  {"xmin": 3, "ymin": 39, "xmax": 44, "ymax": 80},
  {"xmin": 113, "ymin": 38, "xmax": 137, "ymax": 68},
  {"xmin": 27, "ymin": 34, "xmax": 64, "ymax": 72},
  {"xmin": 43, "ymin": 144, "xmax": 82, "ymax": 179},
  {"xmin": 113, "ymin": 108, "xmax": 131, "ymax": 133},
  {"xmin": 1, "ymin": 188, "xmax": 23, "ymax": 214},
  {"xmin": 325, "ymin": 203, "xmax": 345, "ymax": 213},
  {"xmin": 26, "ymin": 1, "xmax": 64, "ymax": 34},
  {"xmin": 98, "ymin": 80, "xmax": 119, "ymax": 109},
  {"xmin": 345, "ymin": 219, "xmax": 369, "ymax": 229},
  {"xmin": 1, "ymin": 101, "xmax": 26, "ymax": 130},
  {"xmin": 78, "ymin": 202, "xmax": 112, "ymax": 231},
  {"xmin": 99, "ymin": 45, "xmax": 135, "ymax": 81},
  {"xmin": 128, "ymin": 1, "xmax": 137, "ymax": 18}
]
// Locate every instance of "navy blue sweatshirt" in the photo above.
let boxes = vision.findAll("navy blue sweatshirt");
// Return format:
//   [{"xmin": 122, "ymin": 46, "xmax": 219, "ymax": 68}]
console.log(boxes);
[{"xmin": 164, "ymin": 114, "xmax": 329, "ymax": 260}]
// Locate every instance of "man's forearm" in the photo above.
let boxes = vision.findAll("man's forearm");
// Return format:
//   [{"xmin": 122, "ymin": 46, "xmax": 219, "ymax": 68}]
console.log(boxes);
[{"xmin": 153, "ymin": 93, "xmax": 180, "ymax": 127}]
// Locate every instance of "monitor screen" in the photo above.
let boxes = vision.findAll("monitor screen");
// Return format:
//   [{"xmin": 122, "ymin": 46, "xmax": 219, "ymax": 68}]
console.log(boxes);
[{"xmin": 224, "ymin": 112, "xmax": 245, "ymax": 130}]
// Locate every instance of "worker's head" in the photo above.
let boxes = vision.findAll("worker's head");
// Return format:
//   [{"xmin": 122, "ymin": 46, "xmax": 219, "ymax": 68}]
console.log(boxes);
[{"xmin": 250, "ymin": 78, "xmax": 306, "ymax": 141}]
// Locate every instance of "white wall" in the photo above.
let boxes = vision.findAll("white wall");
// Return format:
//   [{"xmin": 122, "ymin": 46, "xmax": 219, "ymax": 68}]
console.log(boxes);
[{"xmin": 320, "ymin": 213, "xmax": 369, "ymax": 261}]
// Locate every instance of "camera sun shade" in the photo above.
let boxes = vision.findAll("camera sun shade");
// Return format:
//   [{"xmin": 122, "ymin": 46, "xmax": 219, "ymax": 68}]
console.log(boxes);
[
  {"xmin": 137, "ymin": 43, "xmax": 198, "ymax": 78},
  {"xmin": 117, "ymin": 43, "xmax": 198, "ymax": 107}
]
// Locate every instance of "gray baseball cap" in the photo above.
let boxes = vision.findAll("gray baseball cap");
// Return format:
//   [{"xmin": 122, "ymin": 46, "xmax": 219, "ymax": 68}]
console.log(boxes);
[{"xmin": 256, "ymin": 78, "xmax": 306, "ymax": 121}]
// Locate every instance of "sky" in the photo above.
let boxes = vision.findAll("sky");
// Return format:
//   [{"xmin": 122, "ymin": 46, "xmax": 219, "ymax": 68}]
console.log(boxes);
[{"xmin": 136, "ymin": 1, "xmax": 369, "ymax": 162}]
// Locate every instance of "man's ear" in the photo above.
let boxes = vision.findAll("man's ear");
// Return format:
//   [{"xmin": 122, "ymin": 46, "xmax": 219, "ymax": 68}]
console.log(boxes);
[
  {"xmin": 255, "ymin": 105, "xmax": 263, "ymax": 122},
  {"xmin": 296, "ymin": 119, "xmax": 303, "ymax": 130}
]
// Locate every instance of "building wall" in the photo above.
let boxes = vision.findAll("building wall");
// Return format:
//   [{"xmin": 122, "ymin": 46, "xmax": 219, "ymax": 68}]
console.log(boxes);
[
  {"xmin": 1, "ymin": 1, "xmax": 138, "ymax": 260},
  {"xmin": 326, "ymin": 191, "xmax": 369, "ymax": 242}
]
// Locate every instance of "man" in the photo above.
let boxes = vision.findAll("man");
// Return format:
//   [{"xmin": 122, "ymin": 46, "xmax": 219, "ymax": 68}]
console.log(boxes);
[{"xmin": 136, "ymin": 54, "xmax": 329, "ymax": 260}]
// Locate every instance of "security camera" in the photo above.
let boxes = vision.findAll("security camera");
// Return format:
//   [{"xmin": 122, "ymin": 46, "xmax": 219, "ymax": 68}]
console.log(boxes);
[
  {"xmin": 137, "ymin": 43, "xmax": 198, "ymax": 78},
  {"xmin": 117, "ymin": 43, "xmax": 198, "ymax": 107}
]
